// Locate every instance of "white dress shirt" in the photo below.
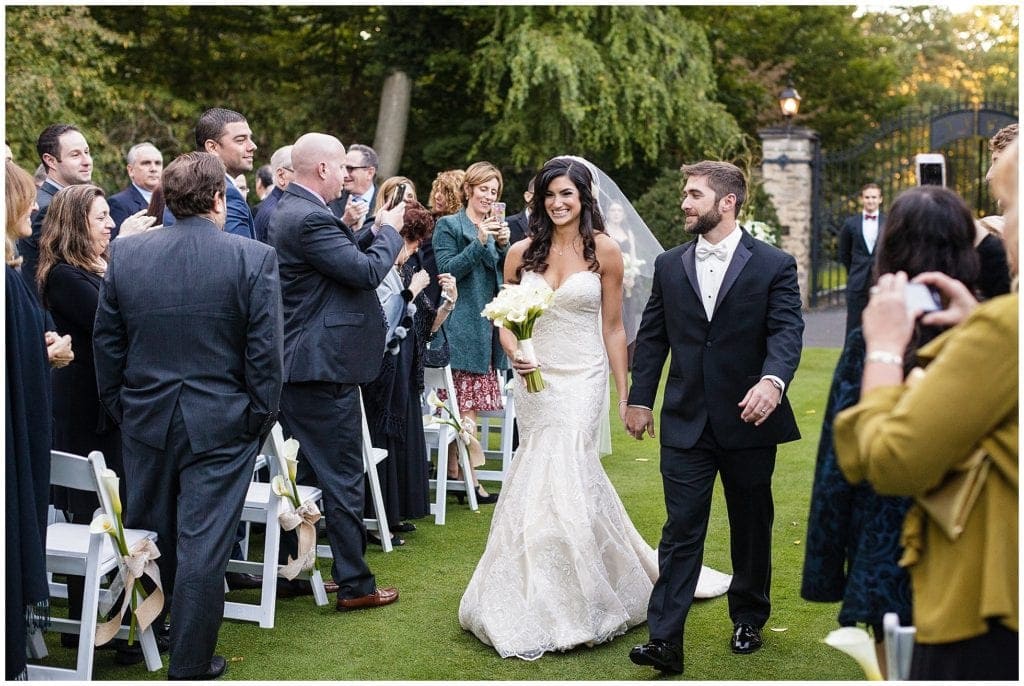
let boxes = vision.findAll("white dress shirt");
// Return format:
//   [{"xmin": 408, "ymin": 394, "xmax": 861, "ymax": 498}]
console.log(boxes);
[
  {"xmin": 862, "ymin": 212, "xmax": 879, "ymax": 253},
  {"xmin": 695, "ymin": 227, "xmax": 743, "ymax": 321}
]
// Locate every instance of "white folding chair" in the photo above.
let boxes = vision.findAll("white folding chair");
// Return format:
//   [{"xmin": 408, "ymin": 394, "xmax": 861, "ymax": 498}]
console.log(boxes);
[
  {"xmin": 475, "ymin": 369, "xmax": 516, "ymax": 484},
  {"xmin": 315, "ymin": 388, "xmax": 394, "ymax": 556},
  {"xmin": 883, "ymin": 612, "xmax": 916, "ymax": 680},
  {"xmin": 238, "ymin": 452, "xmax": 269, "ymax": 561},
  {"xmin": 422, "ymin": 365, "xmax": 479, "ymax": 525},
  {"xmin": 26, "ymin": 450, "xmax": 162, "ymax": 680},
  {"xmin": 223, "ymin": 425, "xmax": 329, "ymax": 628}
]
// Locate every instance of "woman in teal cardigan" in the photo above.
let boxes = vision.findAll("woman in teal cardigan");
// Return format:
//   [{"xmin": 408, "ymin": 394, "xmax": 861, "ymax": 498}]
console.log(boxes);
[{"xmin": 432, "ymin": 161, "xmax": 511, "ymax": 503}]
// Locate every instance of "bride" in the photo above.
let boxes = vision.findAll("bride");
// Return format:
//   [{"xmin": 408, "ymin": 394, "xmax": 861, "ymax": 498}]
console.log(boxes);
[{"xmin": 458, "ymin": 156, "xmax": 730, "ymax": 659}]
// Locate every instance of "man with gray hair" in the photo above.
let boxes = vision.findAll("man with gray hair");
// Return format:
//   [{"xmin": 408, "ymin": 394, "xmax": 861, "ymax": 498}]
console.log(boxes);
[
  {"xmin": 108, "ymin": 142, "xmax": 176, "ymax": 238},
  {"xmin": 253, "ymin": 144, "xmax": 293, "ymax": 244},
  {"xmin": 327, "ymin": 142, "xmax": 379, "ymax": 230}
]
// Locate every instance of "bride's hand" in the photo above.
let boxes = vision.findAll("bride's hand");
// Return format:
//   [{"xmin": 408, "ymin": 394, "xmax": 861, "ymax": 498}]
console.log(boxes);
[{"xmin": 509, "ymin": 348, "xmax": 539, "ymax": 376}]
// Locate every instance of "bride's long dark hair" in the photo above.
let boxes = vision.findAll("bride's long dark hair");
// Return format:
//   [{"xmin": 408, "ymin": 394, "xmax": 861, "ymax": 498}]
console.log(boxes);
[{"xmin": 519, "ymin": 157, "xmax": 604, "ymax": 280}]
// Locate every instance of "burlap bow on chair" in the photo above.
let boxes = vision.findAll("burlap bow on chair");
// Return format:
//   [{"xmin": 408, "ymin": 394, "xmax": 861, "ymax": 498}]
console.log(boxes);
[
  {"xmin": 459, "ymin": 417, "xmax": 486, "ymax": 469},
  {"xmin": 278, "ymin": 501, "xmax": 321, "ymax": 580},
  {"xmin": 95, "ymin": 538, "xmax": 164, "ymax": 646}
]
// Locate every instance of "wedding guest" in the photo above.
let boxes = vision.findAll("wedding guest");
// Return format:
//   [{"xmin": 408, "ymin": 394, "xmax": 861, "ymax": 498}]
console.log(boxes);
[
  {"xmin": 428, "ymin": 169, "xmax": 465, "ymax": 219},
  {"xmin": 972, "ymin": 123, "xmax": 1016, "ymax": 300},
  {"xmin": 802, "ymin": 185, "xmax": 980, "ymax": 676},
  {"xmin": 373, "ymin": 176, "xmax": 418, "ymax": 216},
  {"xmin": 506, "ymin": 176, "xmax": 534, "ymax": 245},
  {"xmin": 839, "ymin": 183, "xmax": 885, "ymax": 335},
  {"xmin": 254, "ymin": 145, "xmax": 293, "ymax": 244},
  {"xmin": 431, "ymin": 161, "xmax": 511, "ymax": 504},
  {"xmin": 19, "ymin": 124, "xmax": 94, "ymax": 294},
  {"xmin": 834, "ymin": 141, "xmax": 1017, "ymax": 681},
  {"xmin": 328, "ymin": 143, "xmax": 379, "ymax": 230},
  {"xmin": 269, "ymin": 132, "xmax": 402, "ymax": 612},
  {"xmin": 195, "ymin": 107, "xmax": 257, "ymax": 239},
  {"xmin": 107, "ymin": 142, "xmax": 175, "ymax": 238},
  {"xmin": 5, "ymin": 160, "xmax": 66, "ymax": 680},
  {"xmin": 37, "ymin": 184, "xmax": 136, "ymax": 652},
  {"xmin": 364, "ymin": 201, "xmax": 457, "ymax": 545},
  {"xmin": 94, "ymin": 151, "xmax": 283, "ymax": 680}
]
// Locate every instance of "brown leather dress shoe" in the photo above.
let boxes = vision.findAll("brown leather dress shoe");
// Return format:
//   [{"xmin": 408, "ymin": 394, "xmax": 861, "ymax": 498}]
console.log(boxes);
[{"xmin": 336, "ymin": 586, "xmax": 399, "ymax": 611}]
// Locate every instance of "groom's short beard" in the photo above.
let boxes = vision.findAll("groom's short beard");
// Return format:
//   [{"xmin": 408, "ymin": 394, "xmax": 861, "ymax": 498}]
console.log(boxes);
[{"xmin": 685, "ymin": 206, "xmax": 722, "ymax": 236}]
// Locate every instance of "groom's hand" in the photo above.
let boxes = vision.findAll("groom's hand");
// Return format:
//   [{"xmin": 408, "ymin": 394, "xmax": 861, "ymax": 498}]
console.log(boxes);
[{"xmin": 624, "ymin": 406, "xmax": 655, "ymax": 440}]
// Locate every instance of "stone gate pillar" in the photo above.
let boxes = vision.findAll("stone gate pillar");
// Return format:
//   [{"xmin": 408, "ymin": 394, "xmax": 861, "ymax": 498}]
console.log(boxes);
[{"xmin": 758, "ymin": 127, "xmax": 818, "ymax": 309}]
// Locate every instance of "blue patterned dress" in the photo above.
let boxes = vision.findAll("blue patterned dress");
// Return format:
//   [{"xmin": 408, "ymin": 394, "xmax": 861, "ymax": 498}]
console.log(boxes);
[{"xmin": 801, "ymin": 328, "xmax": 913, "ymax": 632}]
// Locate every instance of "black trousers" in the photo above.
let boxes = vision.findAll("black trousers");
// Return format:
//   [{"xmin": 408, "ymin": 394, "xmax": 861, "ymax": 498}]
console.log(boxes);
[
  {"xmin": 279, "ymin": 381, "xmax": 376, "ymax": 599},
  {"xmin": 910, "ymin": 620, "xmax": 1018, "ymax": 680},
  {"xmin": 647, "ymin": 424, "xmax": 776, "ymax": 647},
  {"xmin": 123, "ymin": 405, "xmax": 256, "ymax": 678}
]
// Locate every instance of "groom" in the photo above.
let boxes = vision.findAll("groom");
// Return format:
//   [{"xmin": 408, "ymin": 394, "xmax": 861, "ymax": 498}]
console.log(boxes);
[{"xmin": 624, "ymin": 161, "xmax": 803, "ymax": 675}]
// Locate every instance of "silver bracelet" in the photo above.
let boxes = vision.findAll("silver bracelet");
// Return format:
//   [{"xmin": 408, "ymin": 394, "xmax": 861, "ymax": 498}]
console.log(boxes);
[{"xmin": 866, "ymin": 350, "xmax": 903, "ymax": 366}]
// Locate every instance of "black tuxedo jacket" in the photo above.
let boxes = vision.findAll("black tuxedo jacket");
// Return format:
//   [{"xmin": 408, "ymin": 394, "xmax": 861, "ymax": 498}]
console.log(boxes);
[
  {"xmin": 269, "ymin": 183, "xmax": 401, "ymax": 384},
  {"xmin": 628, "ymin": 230, "xmax": 804, "ymax": 450},
  {"xmin": 507, "ymin": 210, "xmax": 531, "ymax": 246},
  {"xmin": 107, "ymin": 185, "xmax": 175, "ymax": 239},
  {"xmin": 327, "ymin": 186, "xmax": 378, "ymax": 231},
  {"xmin": 93, "ymin": 215, "xmax": 283, "ymax": 453},
  {"xmin": 838, "ymin": 212, "xmax": 885, "ymax": 298}
]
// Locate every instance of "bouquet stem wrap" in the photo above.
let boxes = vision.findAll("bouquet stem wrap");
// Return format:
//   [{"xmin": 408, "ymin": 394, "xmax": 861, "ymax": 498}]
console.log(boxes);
[{"xmin": 516, "ymin": 338, "xmax": 545, "ymax": 393}]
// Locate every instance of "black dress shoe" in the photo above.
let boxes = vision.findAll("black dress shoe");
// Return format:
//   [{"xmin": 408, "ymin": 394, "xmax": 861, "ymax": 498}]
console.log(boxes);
[
  {"xmin": 225, "ymin": 572, "xmax": 263, "ymax": 590},
  {"xmin": 629, "ymin": 639, "xmax": 683, "ymax": 674},
  {"xmin": 169, "ymin": 655, "xmax": 227, "ymax": 680},
  {"xmin": 731, "ymin": 622, "xmax": 763, "ymax": 654}
]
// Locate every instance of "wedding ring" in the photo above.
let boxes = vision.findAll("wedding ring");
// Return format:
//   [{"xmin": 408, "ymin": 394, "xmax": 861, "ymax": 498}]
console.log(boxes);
[{"xmin": 759, "ymin": 409, "xmax": 767, "ymax": 416}]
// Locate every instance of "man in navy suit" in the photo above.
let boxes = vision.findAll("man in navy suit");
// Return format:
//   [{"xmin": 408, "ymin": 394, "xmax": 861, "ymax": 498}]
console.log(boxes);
[
  {"xmin": 268, "ymin": 132, "xmax": 404, "ymax": 612},
  {"xmin": 838, "ymin": 183, "xmax": 885, "ymax": 334},
  {"xmin": 18, "ymin": 123, "xmax": 93, "ymax": 293},
  {"xmin": 327, "ymin": 142, "xmax": 379, "ymax": 231},
  {"xmin": 195, "ymin": 107, "xmax": 257, "ymax": 239},
  {"xmin": 108, "ymin": 142, "xmax": 176, "ymax": 239},
  {"xmin": 253, "ymin": 144, "xmax": 293, "ymax": 244},
  {"xmin": 506, "ymin": 175, "xmax": 535, "ymax": 246},
  {"xmin": 625, "ymin": 161, "xmax": 803, "ymax": 675},
  {"xmin": 94, "ymin": 152, "xmax": 283, "ymax": 680}
]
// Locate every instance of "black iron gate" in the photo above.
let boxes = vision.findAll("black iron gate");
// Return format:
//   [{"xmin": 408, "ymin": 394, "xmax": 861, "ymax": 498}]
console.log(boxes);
[{"xmin": 809, "ymin": 97, "xmax": 1018, "ymax": 308}]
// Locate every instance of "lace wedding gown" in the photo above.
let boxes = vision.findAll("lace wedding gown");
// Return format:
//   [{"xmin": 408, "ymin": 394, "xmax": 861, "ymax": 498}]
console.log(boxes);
[{"xmin": 459, "ymin": 270, "xmax": 730, "ymax": 660}]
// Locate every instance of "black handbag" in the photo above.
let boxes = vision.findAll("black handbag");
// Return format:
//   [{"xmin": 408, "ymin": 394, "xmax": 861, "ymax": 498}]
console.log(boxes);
[{"xmin": 423, "ymin": 325, "xmax": 450, "ymax": 368}]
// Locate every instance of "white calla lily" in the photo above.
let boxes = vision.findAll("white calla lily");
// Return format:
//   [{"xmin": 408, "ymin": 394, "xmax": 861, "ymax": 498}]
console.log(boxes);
[
  {"xmin": 101, "ymin": 467, "xmax": 123, "ymax": 516},
  {"xmin": 271, "ymin": 475, "xmax": 291, "ymax": 498},
  {"xmin": 90, "ymin": 514, "xmax": 116, "ymax": 536}
]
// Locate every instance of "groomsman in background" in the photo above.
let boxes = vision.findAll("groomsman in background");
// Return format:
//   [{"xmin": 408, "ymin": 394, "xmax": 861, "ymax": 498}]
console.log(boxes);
[
  {"xmin": 195, "ymin": 107, "xmax": 257, "ymax": 239},
  {"xmin": 838, "ymin": 182, "xmax": 885, "ymax": 334},
  {"xmin": 108, "ymin": 142, "xmax": 176, "ymax": 238},
  {"xmin": 19, "ymin": 123, "xmax": 93, "ymax": 292},
  {"xmin": 94, "ymin": 151, "xmax": 282, "ymax": 680}
]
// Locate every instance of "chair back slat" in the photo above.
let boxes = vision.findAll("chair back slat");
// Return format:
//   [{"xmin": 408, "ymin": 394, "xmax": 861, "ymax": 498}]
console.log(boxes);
[
  {"xmin": 50, "ymin": 450, "xmax": 97, "ymax": 492},
  {"xmin": 87, "ymin": 451, "xmax": 117, "ymax": 522}
]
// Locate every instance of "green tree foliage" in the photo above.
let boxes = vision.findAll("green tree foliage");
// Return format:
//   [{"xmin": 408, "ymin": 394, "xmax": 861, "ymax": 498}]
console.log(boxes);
[
  {"xmin": 685, "ymin": 5, "xmax": 909, "ymax": 150},
  {"xmin": 5, "ymin": 6, "xmax": 129, "ymax": 189},
  {"xmin": 472, "ymin": 6, "xmax": 740, "ymax": 172}
]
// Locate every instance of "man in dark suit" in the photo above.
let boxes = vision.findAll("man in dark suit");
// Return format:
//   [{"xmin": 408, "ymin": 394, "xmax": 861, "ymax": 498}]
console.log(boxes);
[
  {"xmin": 195, "ymin": 107, "xmax": 258, "ymax": 240},
  {"xmin": 625, "ymin": 161, "xmax": 803, "ymax": 675},
  {"xmin": 327, "ymin": 142, "xmax": 379, "ymax": 230},
  {"xmin": 838, "ymin": 182, "xmax": 884, "ymax": 334},
  {"xmin": 253, "ymin": 144, "xmax": 293, "ymax": 244},
  {"xmin": 94, "ymin": 152, "xmax": 282, "ymax": 680},
  {"xmin": 19, "ymin": 123, "xmax": 93, "ymax": 293},
  {"xmin": 108, "ymin": 142, "xmax": 176, "ymax": 239},
  {"xmin": 506, "ymin": 175, "xmax": 535, "ymax": 245},
  {"xmin": 268, "ymin": 132, "xmax": 403, "ymax": 612}
]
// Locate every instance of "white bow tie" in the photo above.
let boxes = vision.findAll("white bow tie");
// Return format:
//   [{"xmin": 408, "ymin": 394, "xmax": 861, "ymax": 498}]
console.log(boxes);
[{"xmin": 696, "ymin": 244, "xmax": 728, "ymax": 262}]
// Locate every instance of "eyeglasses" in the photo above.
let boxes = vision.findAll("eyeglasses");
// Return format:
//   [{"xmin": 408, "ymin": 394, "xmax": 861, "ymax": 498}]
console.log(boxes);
[{"xmin": 344, "ymin": 165, "xmax": 371, "ymax": 173}]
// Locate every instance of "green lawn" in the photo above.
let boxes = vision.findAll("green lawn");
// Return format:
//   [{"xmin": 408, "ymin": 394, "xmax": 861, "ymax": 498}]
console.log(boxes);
[{"xmin": 37, "ymin": 348, "xmax": 862, "ymax": 680}]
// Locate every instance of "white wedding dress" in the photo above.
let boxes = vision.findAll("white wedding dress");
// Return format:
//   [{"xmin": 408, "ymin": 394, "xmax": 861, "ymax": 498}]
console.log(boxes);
[{"xmin": 459, "ymin": 270, "xmax": 730, "ymax": 660}]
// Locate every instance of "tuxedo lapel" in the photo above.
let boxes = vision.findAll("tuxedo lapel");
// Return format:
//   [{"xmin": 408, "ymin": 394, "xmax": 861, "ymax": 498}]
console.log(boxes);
[
  {"xmin": 715, "ymin": 233, "xmax": 752, "ymax": 311},
  {"xmin": 680, "ymin": 241, "xmax": 702, "ymax": 305}
]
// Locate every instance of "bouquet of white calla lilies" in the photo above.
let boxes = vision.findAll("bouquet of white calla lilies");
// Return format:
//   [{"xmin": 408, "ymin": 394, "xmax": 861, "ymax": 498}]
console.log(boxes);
[
  {"xmin": 621, "ymin": 254, "xmax": 645, "ymax": 296},
  {"xmin": 272, "ymin": 437, "xmax": 303, "ymax": 509},
  {"xmin": 481, "ymin": 283, "xmax": 554, "ymax": 392},
  {"xmin": 424, "ymin": 390, "xmax": 485, "ymax": 467}
]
